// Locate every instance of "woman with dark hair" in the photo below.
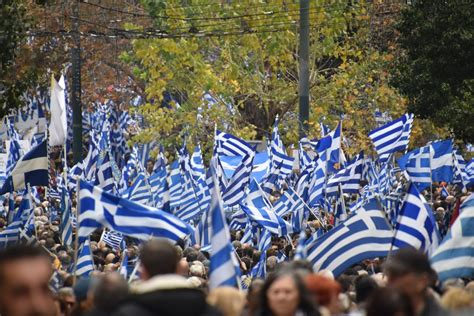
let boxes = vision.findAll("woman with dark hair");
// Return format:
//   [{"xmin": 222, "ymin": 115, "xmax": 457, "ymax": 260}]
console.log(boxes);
[
  {"xmin": 258, "ymin": 270, "xmax": 320, "ymax": 316},
  {"xmin": 366, "ymin": 287, "xmax": 414, "ymax": 316}
]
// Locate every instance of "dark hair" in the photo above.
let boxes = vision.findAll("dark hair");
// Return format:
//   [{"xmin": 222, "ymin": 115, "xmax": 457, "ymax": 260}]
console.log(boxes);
[
  {"xmin": 384, "ymin": 248, "xmax": 432, "ymax": 276},
  {"xmin": 366, "ymin": 287, "xmax": 414, "ymax": 316},
  {"xmin": 0, "ymin": 245, "xmax": 50, "ymax": 282},
  {"xmin": 355, "ymin": 275, "xmax": 379, "ymax": 304},
  {"xmin": 93, "ymin": 273, "xmax": 129, "ymax": 312},
  {"xmin": 259, "ymin": 269, "xmax": 319, "ymax": 316},
  {"xmin": 140, "ymin": 240, "xmax": 179, "ymax": 276}
]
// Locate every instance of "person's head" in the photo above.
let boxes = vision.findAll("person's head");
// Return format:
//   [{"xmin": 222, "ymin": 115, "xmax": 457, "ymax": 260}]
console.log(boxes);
[
  {"xmin": 260, "ymin": 269, "xmax": 316, "ymax": 316},
  {"xmin": 0, "ymin": 245, "xmax": 56, "ymax": 316},
  {"xmin": 207, "ymin": 286, "xmax": 246, "ymax": 316},
  {"xmin": 93, "ymin": 272, "xmax": 129, "ymax": 312},
  {"xmin": 366, "ymin": 287, "xmax": 414, "ymax": 316},
  {"xmin": 57, "ymin": 287, "xmax": 75, "ymax": 315},
  {"xmin": 266, "ymin": 256, "xmax": 278, "ymax": 274},
  {"xmin": 247, "ymin": 279, "xmax": 264, "ymax": 312},
  {"xmin": 440, "ymin": 287, "xmax": 474, "ymax": 311},
  {"xmin": 189, "ymin": 261, "xmax": 205, "ymax": 278},
  {"xmin": 304, "ymin": 274, "xmax": 341, "ymax": 314},
  {"xmin": 384, "ymin": 248, "xmax": 433, "ymax": 302},
  {"xmin": 354, "ymin": 275, "xmax": 379, "ymax": 305},
  {"xmin": 140, "ymin": 239, "xmax": 179, "ymax": 279}
]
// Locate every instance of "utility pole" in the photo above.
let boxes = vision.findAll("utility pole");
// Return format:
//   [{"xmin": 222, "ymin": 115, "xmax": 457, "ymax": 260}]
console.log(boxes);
[
  {"xmin": 71, "ymin": 0, "xmax": 82, "ymax": 164},
  {"xmin": 298, "ymin": 0, "xmax": 310, "ymax": 139}
]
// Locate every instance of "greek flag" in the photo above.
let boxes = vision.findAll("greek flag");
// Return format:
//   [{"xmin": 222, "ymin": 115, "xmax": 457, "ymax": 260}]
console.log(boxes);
[
  {"xmin": 250, "ymin": 229, "xmax": 272, "ymax": 279},
  {"xmin": 0, "ymin": 140, "xmax": 48, "ymax": 194},
  {"xmin": 149, "ymin": 169, "xmax": 169, "ymax": 210},
  {"xmin": 325, "ymin": 152, "xmax": 364, "ymax": 196},
  {"xmin": 305, "ymin": 199, "xmax": 392, "ymax": 277},
  {"xmin": 124, "ymin": 173, "xmax": 152, "ymax": 206},
  {"xmin": 273, "ymin": 186, "xmax": 307, "ymax": 218},
  {"xmin": 78, "ymin": 180, "xmax": 189, "ymax": 244},
  {"xmin": 101, "ymin": 230, "xmax": 124, "ymax": 250},
  {"xmin": 76, "ymin": 239, "xmax": 94, "ymax": 276},
  {"xmin": 229, "ymin": 209, "xmax": 247, "ymax": 230},
  {"xmin": 222, "ymin": 151, "xmax": 255, "ymax": 207},
  {"xmin": 334, "ymin": 186, "xmax": 348, "ymax": 226},
  {"xmin": 6, "ymin": 139, "xmax": 21, "ymax": 175},
  {"xmin": 215, "ymin": 129, "xmax": 253, "ymax": 157},
  {"xmin": 294, "ymin": 229, "xmax": 324, "ymax": 260},
  {"xmin": 368, "ymin": 113, "xmax": 413, "ymax": 162},
  {"xmin": 0, "ymin": 211, "xmax": 22, "ymax": 246},
  {"xmin": 194, "ymin": 209, "xmax": 212, "ymax": 248},
  {"xmin": 398, "ymin": 146, "xmax": 431, "ymax": 191},
  {"xmin": 392, "ymin": 183, "xmax": 440, "ymax": 255},
  {"xmin": 94, "ymin": 151, "xmax": 116, "ymax": 193},
  {"xmin": 270, "ymin": 115, "xmax": 294, "ymax": 177},
  {"xmin": 241, "ymin": 179, "xmax": 293, "ymax": 236},
  {"xmin": 430, "ymin": 139, "xmax": 454, "ymax": 183},
  {"xmin": 466, "ymin": 159, "xmax": 474, "ymax": 187},
  {"xmin": 190, "ymin": 145, "xmax": 206, "ymax": 182},
  {"xmin": 119, "ymin": 249, "xmax": 128, "ymax": 279},
  {"xmin": 169, "ymin": 160, "xmax": 184, "ymax": 208},
  {"xmin": 209, "ymin": 173, "xmax": 240, "ymax": 289},
  {"xmin": 60, "ymin": 184, "xmax": 73, "ymax": 247},
  {"xmin": 320, "ymin": 122, "xmax": 331, "ymax": 137},
  {"xmin": 431, "ymin": 194, "xmax": 474, "ymax": 282},
  {"xmin": 308, "ymin": 155, "xmax": 327, "ymax": 207},
  {"xmin": 453, "ymin": 150, "xmax": 469, "ymax": 189},
  {"xmin": 219, "ymin": 151, "xmax": 269, "ymax": 183}
]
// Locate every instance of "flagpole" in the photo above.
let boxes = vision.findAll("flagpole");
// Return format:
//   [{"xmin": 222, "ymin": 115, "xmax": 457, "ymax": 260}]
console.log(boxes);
[
  {"xmin": 72, "ymin": 180, "xmax": 80, "ymax": 285},
  {"xmin": 293, "ymin": 190, "xmax": 327, "ymax": 230}
]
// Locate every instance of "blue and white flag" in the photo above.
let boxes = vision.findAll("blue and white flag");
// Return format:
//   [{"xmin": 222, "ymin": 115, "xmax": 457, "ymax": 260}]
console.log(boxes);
[
  {"xmin": 6, "ymin": 139, "xmax": 21, "ymax": 176},
  {"xmin": 209, "ymin": 171, "xmax": 240, "ymax": 289},
  {"xmin": 169, "ymin": 160, "xmax": 184, "ymax": 208},
  {"xmin": 215, "ymin": 129, "xmax": 253, "ymax": 157},
  {"xmin": 273, "ymin": 186, "xmax": 307, "ymax": 218},
  {"xmin": 0, "ymin": 140, "xmax": 48, "ymax": 194},
  {"xmin": 270, "ymin": 115, "xmax": 294, "ymax": 178},
  {"xmin": 398, "ymin": 146, "xmax": 431, "ymax": 191},
  {"xmin": 306, "ymin": 199, "xmax": 392, "ymax": 276},
  {"xmin": 392, "ymin": 183, "xmax": 440, "ymax": 255},
  {"xmin": 368, "ymin": 113, "xmax": 413, "ymax": 162},
  {"xmin": 220, "ymin": 151, "xmax": 269, "ymax": 183},
  {"xmin": 101, "ymin": 230, "xmax": 124, "ymax": 250},
  {"xmin": 0, "ymin": 210, "xmax": 22, "ymax": 246},
  {"xmin": 75, "ymin": 239, "xmax": 94, "ymax": 276},
  {"xmin": 242, "ymin": 179, "xmax": 293, "ymax": 236},
  {"xmin": 94, "ymin": 151, "xmax": 116, "ymax": 193},
  {"xmin": 431, "ymin": 194, "xmax": 474, "ymax": 282},
  {"xmin": 78, "ymin": 180, "xmax": 189, "ymax": 244},
  {"xmin": 325, "ymin": 152, "xmax": 364, "ymax": 196},
  {"xmin": 123, "ymin": 173, "xmax": 152, "ymax": 206},
  {"xmin": 308, "ymin": 155, "xmax": 327, "ymax": 207},
  {"xmin": 222, "ymin": 150, "xmax": 255, "ymax": 207},
  {"xmin": 430, "ymin": 139, "xmax": 454, "ymax": 183},
  {"xmin": 60, "ymin": 183, "xmax": 73, "ymax": 247},
  {"xmin": 453, "ymin": 150, "xmax": 469, "ymax": 189},
  {"xmin": 119, "ymin": 249, "xmax": 129, "ymax": 279},
  {"xmin": 190, "ymin": 145, "xmax": 206, "ymax": 183}
]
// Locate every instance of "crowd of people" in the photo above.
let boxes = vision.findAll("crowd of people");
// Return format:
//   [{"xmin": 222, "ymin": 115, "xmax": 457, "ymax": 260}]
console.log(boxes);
[{"xmin": 0, "ymin": 184, "xmax": 473, "ymax": 316}]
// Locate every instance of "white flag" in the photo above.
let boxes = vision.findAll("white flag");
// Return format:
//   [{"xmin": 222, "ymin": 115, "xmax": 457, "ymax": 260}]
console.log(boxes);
[{"xmin": 48, "ymin": 74, "xmax": 67, "ymax": 146}]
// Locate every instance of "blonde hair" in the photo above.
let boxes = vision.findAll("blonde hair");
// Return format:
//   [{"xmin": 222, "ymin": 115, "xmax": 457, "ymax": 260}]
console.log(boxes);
[
  {"xmin": 207, "ymin": 287, "xmax": 245, "ymax": 316},
  {"xmin": 441, "ymin": 287, "xmax": 474, "ymax": 311}
]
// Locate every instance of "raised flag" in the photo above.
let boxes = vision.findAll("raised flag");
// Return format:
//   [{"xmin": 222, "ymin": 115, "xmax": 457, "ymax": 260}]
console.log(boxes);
[
  {"xmin": 215, "ymin": 129, "xmax": 253, "ymax": 157},
  {"xmin": 325, "ymin": 152, "xmax": 364, "ymax": 196},
  {"xmin": 0, "ymin": 140, "xmax": 48, "ymax": 194},
  {"xmin": 398, "ymin": 146, "xmax": 431, "ymax": 191},
  {"xmin": 49, "ymin": 74, "xmax": 67, "ymax": 146},
  {"xmin": 75, "ymin": 239, "xmax": 94, "ymax": 276},
  {"xmin": 222, "ymin": 150, "xmax": 255, "ymax": 207},
  {"xmin": 430, "ymin": 139, "xmax": 454, "ymax": 183},
  {"xmin": 392, "ymin": 183, "xmax": 440, "ymax": 255},
  {"xmin": 306, "ymin": 199, "xmax": 392, "ymax": 277}
]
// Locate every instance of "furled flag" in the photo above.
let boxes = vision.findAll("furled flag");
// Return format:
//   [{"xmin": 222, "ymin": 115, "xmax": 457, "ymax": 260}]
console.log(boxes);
[
  {"xmin": 431, "ymin": 193, "xmax": 474, "ymax": 282},
  {"xmin": 209, "ymin": 166, "xmax": 240, "ymax": 289},
  {"xmin": 368, "ymin": 113, "xmax": 413, "ymax": 163},
  {"xmin": 391, "ymin": 183, "xmax": 440, "ymax": 255},
  {"xmin": 77, "ymin": 180, "xmax": 189, "ymax": 244},
  {"xmin": 0, "ymin": 140, "xmax": 48, "ymax": 194},
  {"xmin": 305, "ymin": 199, "xmax": 392, "ymax": 277},
  {"xmin": 49, "ymin": 74, "xmax": 67, "ymax": 146}
]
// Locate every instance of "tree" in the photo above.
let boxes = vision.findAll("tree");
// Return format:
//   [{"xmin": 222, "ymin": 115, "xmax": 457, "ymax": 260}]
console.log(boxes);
[
  {"xmin": 392, "ymin": 0, "xmax": 474, "ymax": 143},
  {"xmin": 127, "ymin": 0, "xmax": 430, "ymax": 157},
  {"xmin": 0, "ymin": 0, "xmax": 32, "ymax": 117}
]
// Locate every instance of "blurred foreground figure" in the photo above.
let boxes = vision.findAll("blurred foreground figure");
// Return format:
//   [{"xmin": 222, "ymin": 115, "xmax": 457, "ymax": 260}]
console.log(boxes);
[
  {"xmin": 113, "ymin": 240, "xmax": 218, "ymax": 316},
  {"xmin": 0, "ymin": 245, "xmax": 56, "ymax": 316},
  {"xmin": 384, "ymin": 248, "xmax": 447, "ymax": 316}
]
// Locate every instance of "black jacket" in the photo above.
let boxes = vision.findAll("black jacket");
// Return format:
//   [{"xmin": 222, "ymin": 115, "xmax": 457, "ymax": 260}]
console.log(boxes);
[{"xmin": 112, "ymin": 274, "xmax": 220, "ymax": 316}]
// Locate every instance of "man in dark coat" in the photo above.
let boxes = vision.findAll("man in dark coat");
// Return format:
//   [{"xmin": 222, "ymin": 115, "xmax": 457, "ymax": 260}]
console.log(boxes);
[{"xmin": 113, "ymin": 240, "xmax": 220, "ymax": 316}]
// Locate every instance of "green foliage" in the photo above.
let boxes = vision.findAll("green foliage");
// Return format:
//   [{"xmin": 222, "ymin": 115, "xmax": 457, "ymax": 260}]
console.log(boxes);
[
  {"xmin": 392, "ymin": 0, "xmax": 474, "ymax": 143},
  {"xmin": 127, "ymin": 0, "xmax": 432, "ymax": 157},
  {"xmin": 0, "ymin": 0, "xmax": 32, "ymax": 117}
]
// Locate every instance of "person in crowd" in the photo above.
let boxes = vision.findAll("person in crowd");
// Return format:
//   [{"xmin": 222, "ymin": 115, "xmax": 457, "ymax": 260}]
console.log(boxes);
[
  {"xmin": 440, "ymin": 287, "xmax": 474, "ymax": 312},
  {"xmin": 86, "ymin": 272, "xmax": 129, "ymax": 316},
  {"xmin": 0, "ymin": 245, "xmax": 57, "ymax": 316},
  {"xmin": 305, "ymin": 274, "xmax": 341, "ymax": 315},
  {"xmin": 354, "ymin": 275, "xmax": 379, "ymax": 311},
  {"xmin": 207, "ymin": 286, "xmax": 246, "ymax": 316},
  {"xmin": 384, "ymin": 248, "xmax": 447, "ymax": 316},
  {"xmin": 71, "ymin": 277, "xmax": 95, "ymax": 316},
  {"xmin": 366, "ymin": 287, "xmax": 414, "ymax": 316},
  {"xmin": 243, "ymin": 279, "xmax": 265, "ymax": 316},
  {"xmin": 57, "ymin": 287, "xmax": 76, "ymax": 316},
  {"xmin": 112, "ymin": 239, "xmax": 219, "ymax": 316},
  {"xmin": 258, "ymin": 269, "xmax": 320, "ymax": 316}
]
